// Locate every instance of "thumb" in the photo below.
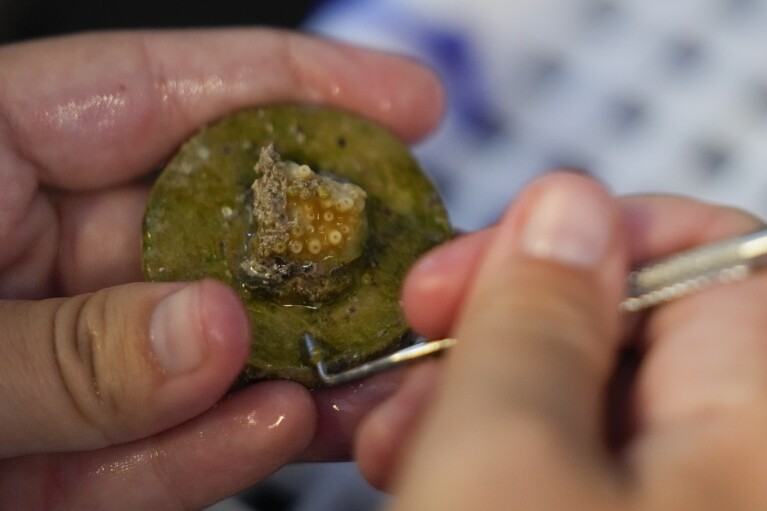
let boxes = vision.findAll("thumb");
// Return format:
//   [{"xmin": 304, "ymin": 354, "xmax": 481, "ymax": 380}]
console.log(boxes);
[
  {"xmin": 446, "ymin": 172, "xmax": 627, "ymax": 439},
  {"xmin": 391, "ymin": 173, "xmax": 627, "ymax": 508},
  {"xmin": 0, "ymin": 279, "xmax": 250, "ymax": 457}
]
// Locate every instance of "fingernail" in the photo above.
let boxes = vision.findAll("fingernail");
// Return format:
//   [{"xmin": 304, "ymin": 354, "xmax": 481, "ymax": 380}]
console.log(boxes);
[
  {"xmin": 150, "ymin": 284, "xmax": 206, "ymax": 374},
  {"xmin": 521, "ymin": 180, "xmax": 611, "ymax": 267}
]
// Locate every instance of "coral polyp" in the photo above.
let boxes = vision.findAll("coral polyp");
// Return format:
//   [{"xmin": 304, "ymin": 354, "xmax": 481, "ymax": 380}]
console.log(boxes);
[
  {"xmin": 248, "ymin": 145, "xmax": 368, "ymax": 266},
  {"xmin": 240, "ymin": 145, "xmax": 371, "ymax": 305}
]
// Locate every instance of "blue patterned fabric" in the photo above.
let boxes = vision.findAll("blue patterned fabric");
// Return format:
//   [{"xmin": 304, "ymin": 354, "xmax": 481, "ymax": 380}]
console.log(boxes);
[{"xmin": 308, "ymin": 0, "xmax": 767, "ymax": 229}]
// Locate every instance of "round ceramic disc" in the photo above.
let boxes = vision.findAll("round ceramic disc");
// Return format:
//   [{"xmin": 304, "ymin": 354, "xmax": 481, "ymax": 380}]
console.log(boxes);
[{"xmin": 143, "ymin": 105, "xmax": 451, "ymax": 386}]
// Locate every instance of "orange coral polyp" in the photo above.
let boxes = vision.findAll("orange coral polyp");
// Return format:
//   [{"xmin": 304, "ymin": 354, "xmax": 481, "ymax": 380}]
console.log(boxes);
[
  {"xmin": 285, "ymin": 190, "xmax": 366, "ymax": 262},
  {"xmin": 249, "ymin": 145, "xmax": 369, "ymax": 270}
]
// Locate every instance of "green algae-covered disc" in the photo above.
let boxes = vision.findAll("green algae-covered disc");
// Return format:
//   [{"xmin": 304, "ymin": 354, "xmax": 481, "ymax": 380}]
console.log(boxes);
[{"xmin": 142, "ymin": 104, "xmax": 451, "ymax": 387}]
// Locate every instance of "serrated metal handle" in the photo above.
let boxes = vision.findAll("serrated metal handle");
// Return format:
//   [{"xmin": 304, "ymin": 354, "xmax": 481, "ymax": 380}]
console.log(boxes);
[{"xmin": 621, "ymin": 228, "xmax": 767, "ymax": 312}]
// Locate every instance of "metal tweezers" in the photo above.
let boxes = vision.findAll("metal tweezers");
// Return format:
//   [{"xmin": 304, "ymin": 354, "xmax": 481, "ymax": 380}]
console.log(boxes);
[{"xmin": 305, "ymin": 228, "xmax": 767, "ymax": 386}]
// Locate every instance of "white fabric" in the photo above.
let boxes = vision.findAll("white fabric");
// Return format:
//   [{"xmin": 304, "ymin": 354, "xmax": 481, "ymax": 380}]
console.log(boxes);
[{"xmin": 309, "ymin": 0, "xmax": 767, "ymax": 229}]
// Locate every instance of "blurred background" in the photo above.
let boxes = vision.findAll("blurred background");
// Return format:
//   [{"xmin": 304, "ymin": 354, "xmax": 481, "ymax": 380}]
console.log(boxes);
[
  {"xmin": 0, "ymin": 0, "xmax": 317, "ymax": 42},
  {"xmin": 4, "ymin": 0, "xmax": 767, "ymax": 509},
  {"xmin": 308, "ymin": 0, "xmax": 767, "ymax": 230}
]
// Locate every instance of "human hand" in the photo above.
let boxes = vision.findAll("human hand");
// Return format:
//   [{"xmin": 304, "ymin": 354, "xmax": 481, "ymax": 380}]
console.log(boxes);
[
  {"xmin": 0, "ymin": 29, "xmax": 443, "ymax": 509},
  {"xmin": 356, "ymin": 172, "xmax": 767, "ymax": 510}
]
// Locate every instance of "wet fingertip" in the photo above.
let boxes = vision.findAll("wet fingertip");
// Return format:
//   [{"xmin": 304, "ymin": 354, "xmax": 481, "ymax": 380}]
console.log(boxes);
[
  {"xmin": 355, "ymin": 417, "xmax": 394, "ymax": 490},
  {"xmin": 198, "ymin": 279, "xmax": 251, "ymax": 366},
  {"xmin": 403, "ymin": 231, "xmax": 493, "ymax": 338},
  {"xmin": 355, "ymin": 361, "xmax": 442, "ymax": 490},
  {"xmin": 296, "ymin": 368, "xmax": 408, "ymax": 463},
  {"xmin": 147, "ymin": 280, "xmax": 252, "ymax": 422},
  {"xmin": 191, "ymin": 380, "xmax": 317, "ymax": 485},
  {"xmin": 399, "ymin": 60, "xmax": 447, "ymax": 141},
  {"xmin": 292, "ymin": 33, "xmax": 445, "ymax": 142},
  {"xmin": 402, "ymin": 253, "xmax": 446, "ymax": 338},
  {"xmin": 243, "ymin": 380, "xmax": 317, "ymax": 451}
]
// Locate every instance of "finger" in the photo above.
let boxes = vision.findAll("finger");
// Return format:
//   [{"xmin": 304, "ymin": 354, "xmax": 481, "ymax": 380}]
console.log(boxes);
[
  {"xmin": 616, "ymin": 194, "xmax": 763, "ymax": 436},
  {"xmin": 627, "ymin": 199, "xmax": 765, "ymax": 439},
  {"xmin": 355, "ymin": 360, "xmax": 443, "ymax": 490},
  {"xmin": 450, "ymin": 171, "xmax": 626, "ymax": 439},
  {"xmin": 298, "ymin": 368, "xmax": 407, "ymax": 462},
  {"xmin": 0, "ymin": 183, "xmax": 58, "ymax": 298},
  {"xmin": 0, "ymin": 381, "xmax": 316, "ymax": 510},
  {"xmin": 0, "ymin": 279, "xmax": 249, "ymax": 457},
  {"xmin": 614, "ymin": 199, "xmax": 767, "ymax": 507},
  {"xmin": 0, "ymin": 180, "xmax": 149, "ymax": 299},
  {"xmin": 54, "ymin": 184, "xmax": 149, "ymax": 295},
  {"xmin": 621, "ymin": 194, "xmax": 762, "ymax": 261},
  {"xmin": 403, "ymin": 229, "xmax": 495, "ymax": 339},
  {"xmin": 0, "ymin": 29, "xmax": 444, "ymax": 191},
  {"xmin": 392, "ymin": 173, "xmax": 628, "ymax": 508}
]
